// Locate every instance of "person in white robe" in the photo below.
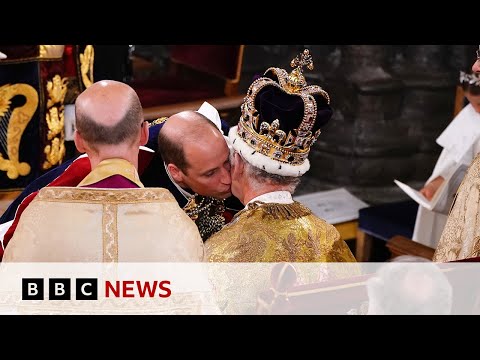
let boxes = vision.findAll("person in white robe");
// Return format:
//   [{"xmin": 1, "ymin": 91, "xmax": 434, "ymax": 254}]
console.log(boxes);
[{"xmin": 413, "ymin": 71, "xmax": 480, "ymax": 248}]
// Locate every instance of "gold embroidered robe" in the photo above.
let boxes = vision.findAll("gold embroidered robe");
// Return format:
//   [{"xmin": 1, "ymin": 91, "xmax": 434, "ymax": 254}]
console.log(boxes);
[
  {"xmin": 205, "ymin": 201, "xmax": 356, "ymax": 262},
  {"xmin": 434, "ymin": 154, "xmax": 480, "ymax": 262},
  {"xmin": 2, "ymin": 186, "xmax": 205, "ymax": 262}
]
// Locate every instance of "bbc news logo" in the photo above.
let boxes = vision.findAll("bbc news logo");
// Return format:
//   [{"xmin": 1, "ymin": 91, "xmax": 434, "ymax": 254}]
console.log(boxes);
[
  {"xmin": 22, "ymin": 278, "xmax": 171, "ymax": 300},
  {"xmin": 22, "ymin": 278, "xmax": 98, "ymax": 300}
]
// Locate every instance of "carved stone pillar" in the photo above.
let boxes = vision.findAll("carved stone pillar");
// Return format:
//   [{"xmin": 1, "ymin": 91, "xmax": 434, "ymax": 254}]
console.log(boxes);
[
  {"xmin": 310, "ymin": 45, "xmax": 408, "ymax": 185},
  {"xmin": 391, "ymin": 45, "xmax": 457, "ymax": 181}
]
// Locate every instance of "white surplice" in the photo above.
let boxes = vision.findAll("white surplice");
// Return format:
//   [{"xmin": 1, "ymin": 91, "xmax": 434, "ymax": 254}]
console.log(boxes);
[{"xmin": 413, "ymin": 104, "xmax": 480, "ymax": 248}]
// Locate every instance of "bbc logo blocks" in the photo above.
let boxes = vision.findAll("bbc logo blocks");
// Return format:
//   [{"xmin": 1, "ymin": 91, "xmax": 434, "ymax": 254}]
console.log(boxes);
[{"xmin": 22, "ymin": 278, "xmax": 98, "ymax": 300}]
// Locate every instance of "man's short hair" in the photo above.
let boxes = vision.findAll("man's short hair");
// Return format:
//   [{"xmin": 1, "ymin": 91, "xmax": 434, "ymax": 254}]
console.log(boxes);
[
  {"xmin": 241, "ymin": 154, "xmax": 301, "ymax": 193},
  {"xmin": 75, "ymin": 92, "xmax": 142, "ymax": 148}
]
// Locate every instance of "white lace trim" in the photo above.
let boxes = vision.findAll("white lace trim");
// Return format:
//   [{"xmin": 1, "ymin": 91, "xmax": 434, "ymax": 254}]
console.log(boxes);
[
  {"xmin": 246, "ymin": 191, "xmax": 293, "ymax": 209},
  {"xmin": 164, "ymin": 162, "xmax": 194, "ymax": 201}
]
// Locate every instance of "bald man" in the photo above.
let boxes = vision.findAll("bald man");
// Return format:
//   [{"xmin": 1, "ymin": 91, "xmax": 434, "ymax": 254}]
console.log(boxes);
[
  {"xmin": 141, "ymin": 110, "xmax": 236, "ymax": 240},
  {"xmin": 72, "ymin": 79, "xmax": 149, "ymax": 188},
  {"xmin": 159, "ymin": 111, "xmax": 231, "ymax": 199},
  {"xmin": 2, "ymin": 80, "xmax": 204, "ymax": 262}
]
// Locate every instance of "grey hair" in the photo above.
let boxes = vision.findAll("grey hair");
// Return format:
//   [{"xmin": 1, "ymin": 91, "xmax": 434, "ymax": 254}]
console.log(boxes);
[{"xmin": 233, "ymin": 151, "xmax": 300, "ymax": 193}]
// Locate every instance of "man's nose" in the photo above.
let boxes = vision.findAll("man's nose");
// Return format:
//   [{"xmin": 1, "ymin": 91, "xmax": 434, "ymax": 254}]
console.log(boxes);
[{"xmin": 220, "ymin": 167, "xmax": 231, "ymax": 185}]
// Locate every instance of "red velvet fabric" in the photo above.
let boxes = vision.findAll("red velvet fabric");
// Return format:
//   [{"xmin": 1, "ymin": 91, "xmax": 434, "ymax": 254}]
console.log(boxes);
[
  {"xmin": 63, "ymin": 45, "xmax": 77, "ymax": 77},
  {"xmin": 170, "ymin": 45, "xmax": 240, "ymax": 79},
  {"xmin": 82, "ymin": 175, "xmax": 139, "ymax": 189},
  {"xmin": 130, "ymin": 45, "xmax": 241, "ymax": 108},
  {"xmin": 131, "ymin": 75, "xmax": 224, "ymax": 108},
  {"xmin": 138, "ymin": 150, "xmax": 155, "ymax": 175}
]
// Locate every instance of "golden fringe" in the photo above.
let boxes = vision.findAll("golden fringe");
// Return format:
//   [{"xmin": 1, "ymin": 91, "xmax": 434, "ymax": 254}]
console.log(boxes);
[{"xmin": 247, "ymin": 201, "xmax": 311, "ymax": 220}]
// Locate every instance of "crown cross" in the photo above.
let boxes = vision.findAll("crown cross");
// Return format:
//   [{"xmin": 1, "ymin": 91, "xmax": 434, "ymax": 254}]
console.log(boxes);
[
  {"xmin": 286, "ymin": 49, "xmax": 314, "ymax": 93},
  {"xmin": 291, "ymin": 49, "xmax": 314, "ymax": 72}
]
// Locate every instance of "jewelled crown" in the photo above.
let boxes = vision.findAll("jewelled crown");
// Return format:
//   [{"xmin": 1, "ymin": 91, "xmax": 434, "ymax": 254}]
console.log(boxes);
[
  {"xmin": 460, "ymin": 71, "xmax": 480, "ymax": 87},
  {"xmin": 229, "ymin": 49, "xmax": 333, "ymax": 177}
]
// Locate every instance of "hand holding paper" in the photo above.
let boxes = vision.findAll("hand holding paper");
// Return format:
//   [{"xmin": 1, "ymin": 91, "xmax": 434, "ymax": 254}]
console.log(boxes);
[
  {"xmin": 394, "ymin": 163, "xmax": 468, "ymax": 215},
  {"xmin": 419, "ymin": 176, "xmax": 445, "ymax": 201},
  {"xmin": 394, "ymin": 180, "xmax": 436, "ymax": 210}
]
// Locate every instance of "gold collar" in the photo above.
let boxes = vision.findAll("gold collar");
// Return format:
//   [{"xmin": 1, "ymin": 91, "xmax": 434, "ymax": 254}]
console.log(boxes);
[{"xmin": 78, "ymin": 158, "xmax": 144, "ymax": 188}]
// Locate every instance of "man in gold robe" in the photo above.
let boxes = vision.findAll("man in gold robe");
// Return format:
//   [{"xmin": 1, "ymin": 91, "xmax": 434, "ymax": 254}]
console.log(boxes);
[
  {"xmin": 205, "ymin": 50, "xmax": 356, "ymax": 263},
  {"xmin": 2, "ymin": 80, "xmax": 204, "ymax": 262}
]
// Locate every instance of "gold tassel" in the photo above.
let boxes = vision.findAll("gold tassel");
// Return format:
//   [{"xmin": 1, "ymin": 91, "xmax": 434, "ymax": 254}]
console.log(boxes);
[{"xmin": 247, "ymin": 201, "xmax": 311, "ymax": 220}]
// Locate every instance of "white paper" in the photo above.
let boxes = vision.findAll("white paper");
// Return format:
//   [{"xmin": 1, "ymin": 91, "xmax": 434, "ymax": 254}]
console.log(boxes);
[
  {"xmin": 394, "ymin": 180, "xmax": 434, "ymax": 210},
  {"xmin": 394, "ymin": 162, "xmax": 468, "ymax": 214},
  {"xmin": 294, "ymin": 188, "xmax": 369, "ymax": 224}
]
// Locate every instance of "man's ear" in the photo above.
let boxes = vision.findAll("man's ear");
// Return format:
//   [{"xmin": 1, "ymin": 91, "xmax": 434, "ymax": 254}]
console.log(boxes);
[
  {"xmin": 167, "ymin": 163, "xmax": 184, "ymax": 184},
  {"xmin": 234, "ymin": 152, "xmax": 245, "ymax": 175},
  {"xmin": 139, "ymin": 121, "xmax": 148, "ymax": 146},
  {"xmin": 73, "ymin": 130, "xmax": 86, "ymax": 153}
]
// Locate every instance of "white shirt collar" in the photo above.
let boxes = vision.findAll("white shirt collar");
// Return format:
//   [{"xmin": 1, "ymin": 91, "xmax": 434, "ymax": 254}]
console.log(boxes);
[
  {"xmin": 246, "ymin": 191, "xmax": 293, "ymax": 209},
  {"xmin": 164, "ymin": 162, "xmax": 194, "ymax": 200}
]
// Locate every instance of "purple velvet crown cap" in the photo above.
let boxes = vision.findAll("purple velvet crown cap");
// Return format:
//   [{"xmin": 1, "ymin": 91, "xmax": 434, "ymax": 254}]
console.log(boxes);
[{"xmin": 252, "ymin": 70, "xmax": 333, "ymax": 137}]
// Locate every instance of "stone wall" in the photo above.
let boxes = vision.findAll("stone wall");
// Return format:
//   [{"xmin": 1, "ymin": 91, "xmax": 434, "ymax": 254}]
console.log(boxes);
[{"xmin": 240, "ymin": 45, "xmax": 477, "ymax": 199}]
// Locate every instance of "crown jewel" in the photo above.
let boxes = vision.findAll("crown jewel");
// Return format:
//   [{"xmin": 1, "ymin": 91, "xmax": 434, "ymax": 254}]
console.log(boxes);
[
  {"xmin": 460, "ymin": 71, "xmax": 480, "ymax": 87},
  {"xmin": 236, "ymin": 49, "xmax": 330, "ymax": 167}
]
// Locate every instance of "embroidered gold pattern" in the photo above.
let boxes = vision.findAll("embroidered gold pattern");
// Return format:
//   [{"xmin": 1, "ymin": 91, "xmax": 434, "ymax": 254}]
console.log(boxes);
[
  {"xmin": 34, "ymin": 187, "xmax": 177, "ymax": 263},
  {"xmin": 46, "ymin": 75, "xmax": 68, "ymax": 109},
  {"xmin": 43, "ymin": 75, "xmax": 68, "ymax": 170},
  {"xmin": 246, "ymin": 201, "xmax": 311, "ymax": 219},
  {"xmin": 39, "ymin": 45, "xmax": 65, "ymax": 59},
  {"xmin": 149, "ymin": 117, "xmax": 168, "ymax": 127},
  {"xmin": 206, "ymin": 201, "xmax": 356, "ymax": 263},
  {"xmin": 103, "ymin": 203, "xmax": 118, "ymax": 263},
  {"xmin": 37, "ymin": 187, "xmax": 176, "ymax": 203},
  {"xmin": 434, "ymin": 154, "xmax": 480, "ymax": 261},
  {"xmin": 0, "ymin": 83, "xmax": 38, "ymax": 179},
  {"xmin": 468, "ymin": 237, "xmax": 480, "ymax": 258},
  {"xmin": 45, "ymin": 107, "xmax": 64, "ymax": 141},
  {"xmin": 43, "ymin": 138, "xmax": 65, "ymax": 170},
  {"xmin": 80, "ymin": 45, "xmax": 94, "ymax": 88}
]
